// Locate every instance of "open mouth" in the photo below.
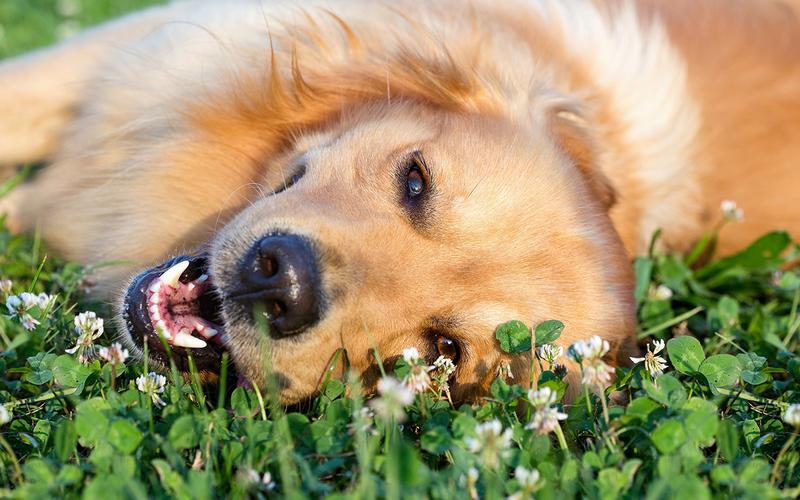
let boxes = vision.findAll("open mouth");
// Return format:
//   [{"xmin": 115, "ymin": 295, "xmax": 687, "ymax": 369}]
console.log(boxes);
[{"xmin": 122, "ymin": 253, "xmax": 227, "ymax": 374}]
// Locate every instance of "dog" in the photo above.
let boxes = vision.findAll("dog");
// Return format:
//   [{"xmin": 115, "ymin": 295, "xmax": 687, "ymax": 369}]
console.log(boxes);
[{"xmin": 1, "ymin": 0, "xmax": 798, "ymax": 404}]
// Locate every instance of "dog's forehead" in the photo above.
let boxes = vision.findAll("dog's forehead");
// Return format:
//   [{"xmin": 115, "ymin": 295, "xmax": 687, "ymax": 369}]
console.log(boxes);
[
  {"xmin": 315, "ymin": 107, "xmax": 564, "ymax": 190},
  {"xmin": 319, "ymin": 106, "xmax": 441, "ymax": 158}
]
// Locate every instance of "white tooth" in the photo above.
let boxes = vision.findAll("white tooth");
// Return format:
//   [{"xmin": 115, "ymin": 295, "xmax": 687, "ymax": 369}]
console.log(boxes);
[
  {"xmin": 187, "ymin": 283, "xmax": 195, "ymax": 291},
  {"xmin": 155, "ymin": 320, "xmax": 172, "ymax": 340},
  {"xmin": 149, "ymin": 280, "xmax": 162, "ymax": 293},
  {"xmin": 194, "ymin": 322, "xmax": 205, "ymax": 332},
  {"xmin": 173, "ymin": 329, "xmax": 207, "ymax": 349},
  {"xmin": 160, "ymin": 260, "xmax": 190, "ymax": 289},
  {"xmin": 148, "ymin": 293, "xmax": 160, "ymax": 304},
  {"xmin": 204, "ymin": 327, "xmax": 218, "ymax": 338},
  {"xmin": 196, "ymin": 274, "xmax": 209, "ymax": 283},
  {"xmin": 150, "ymin": 307, "xmax": 161, "ymax": 321},
  {"xmin": 149, "ymin": 305, "xmax": 158, "ymax": 314}
]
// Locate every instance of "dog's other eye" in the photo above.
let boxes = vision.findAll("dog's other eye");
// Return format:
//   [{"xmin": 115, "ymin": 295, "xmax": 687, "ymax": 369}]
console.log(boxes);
[
  {"xmin": 435, "ymin": 335, "xmax": 460, "ymax": 365},
  {"xmin": 273, "ymin": 165, "xmax": 306, "ymax": 195}
]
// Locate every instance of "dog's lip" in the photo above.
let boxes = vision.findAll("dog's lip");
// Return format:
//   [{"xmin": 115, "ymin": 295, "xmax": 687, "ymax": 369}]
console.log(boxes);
[{"xmin": 122, "ymin": 253, "xmax": 228, "ymax": 372}]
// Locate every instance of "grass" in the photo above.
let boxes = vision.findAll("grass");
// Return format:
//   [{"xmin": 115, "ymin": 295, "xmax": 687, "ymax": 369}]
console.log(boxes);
[{"xmin": 2, "ymin": 2, "xmax": 800, "ymax": 498}]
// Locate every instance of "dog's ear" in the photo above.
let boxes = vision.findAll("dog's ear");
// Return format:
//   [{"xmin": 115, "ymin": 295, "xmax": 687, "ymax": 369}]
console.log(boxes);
[
  {"xmin": 0, "ymin": 5, "xmax": 182, "ymax": 166},
  {"xmin": 546, "ymin": 103, "xmax": 617, "ymax": 210}
]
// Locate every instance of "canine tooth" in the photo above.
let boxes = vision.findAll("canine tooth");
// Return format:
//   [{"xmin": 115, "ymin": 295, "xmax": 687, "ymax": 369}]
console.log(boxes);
[
  {"xmin": 173, "ymin": 329, "xmax": 207, "ymax": 349},
  {"xmin": 160, "ymin": 260, "xmax": 190, "ymax": 289},
  {"xmin": 155, "ymin": 320, "xmax": 172, "ymax": 339}
]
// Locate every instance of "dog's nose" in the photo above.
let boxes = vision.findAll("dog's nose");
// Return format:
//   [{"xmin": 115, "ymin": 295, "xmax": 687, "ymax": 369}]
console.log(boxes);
[{"xmin": 236, "ymin": 234, "xmax": 321, "ymax": 337}]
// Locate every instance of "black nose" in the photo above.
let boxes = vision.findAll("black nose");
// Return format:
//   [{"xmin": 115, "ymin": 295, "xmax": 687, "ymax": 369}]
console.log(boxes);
[{"xmin": 235, "ymin": 234, "xmax": 321, "ymax": 337}]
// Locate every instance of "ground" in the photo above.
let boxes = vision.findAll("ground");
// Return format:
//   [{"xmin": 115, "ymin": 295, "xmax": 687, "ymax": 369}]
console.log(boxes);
[{"xmin": 0, "ymin": 2, "xmax": 799, "ymax": 498}]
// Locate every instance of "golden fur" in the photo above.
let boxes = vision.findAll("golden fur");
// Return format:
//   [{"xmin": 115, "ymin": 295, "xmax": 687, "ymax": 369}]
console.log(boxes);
[{"xmin": 0, "ymin": 0, "xmax": 798, "ymax": 403}]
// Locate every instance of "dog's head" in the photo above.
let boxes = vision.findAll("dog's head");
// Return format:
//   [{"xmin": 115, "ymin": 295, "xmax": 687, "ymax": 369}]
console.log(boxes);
[{"xmin": 120, "ymin": 102, "xmax": 636, "ymax": 404}]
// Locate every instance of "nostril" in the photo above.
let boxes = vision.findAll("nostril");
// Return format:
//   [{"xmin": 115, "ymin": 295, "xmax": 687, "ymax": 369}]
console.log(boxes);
[
  {"xmin": 269, "ymin": 300, "xmax": 285, "ymax": 319},
  {"xmin": 260, "ymin": 255, "xmax": 278, "ymax": 278}
]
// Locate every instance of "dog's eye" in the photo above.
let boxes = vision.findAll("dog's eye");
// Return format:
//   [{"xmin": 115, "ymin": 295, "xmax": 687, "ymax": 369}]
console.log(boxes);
[
  {"xmin": 407, "ymin": 166, "xmax": 425, "ymax": 198},
  {"xmin": 404, "ymin": 154, "xmax": 428, "ymax": 199},
  {"xmin": 273, "ymin": 165, "xmax": 306, "ymax": 195},
  {"xmin": 435, "ymin": 335, "xmax": 460, "ymax": 365}
]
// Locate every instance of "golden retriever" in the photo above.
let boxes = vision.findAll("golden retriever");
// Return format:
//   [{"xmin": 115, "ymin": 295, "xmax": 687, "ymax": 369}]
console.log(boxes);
[{"xmin": 0, "ymin": 0, "xmax": 798, "ymax": 404}]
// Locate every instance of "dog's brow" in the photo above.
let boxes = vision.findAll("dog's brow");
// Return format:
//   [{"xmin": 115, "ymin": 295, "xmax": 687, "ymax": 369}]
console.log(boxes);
[
  {"xmin": 427, "ymin": 315, "xmax": 460, "ymax": 332},
  {"xmin": 384, "ymin": 143, "xmax": 427, "ymax": 167}
]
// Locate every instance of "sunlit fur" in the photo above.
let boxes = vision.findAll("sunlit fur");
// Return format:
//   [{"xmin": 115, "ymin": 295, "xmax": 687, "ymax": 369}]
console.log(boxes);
[{"xmin": 0, "ymin": 0, "xmax": 798, "ymax": 403}]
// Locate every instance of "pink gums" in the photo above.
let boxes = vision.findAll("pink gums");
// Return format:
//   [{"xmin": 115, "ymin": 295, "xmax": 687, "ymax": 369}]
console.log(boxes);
[{"xmin": 146, "ymin": 278, "xmax": 219, "ymax": 341}]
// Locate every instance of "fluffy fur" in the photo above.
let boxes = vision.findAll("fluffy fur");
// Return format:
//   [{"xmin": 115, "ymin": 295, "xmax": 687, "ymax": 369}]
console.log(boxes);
[{"xmin": 0, "ymin": 0, "xmax": 798, "ymax": 403}]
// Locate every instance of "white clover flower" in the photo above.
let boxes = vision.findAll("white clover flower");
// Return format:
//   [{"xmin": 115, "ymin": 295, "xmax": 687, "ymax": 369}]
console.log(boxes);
[
  {"xmin": 527, "ymin": 386, "xmax": 559, "ymax": 408},
  {"xmin": 20, "ymin": 315, "xmax": 40, "ymax": 331},
  {"xmin": 721, "ymin": 200, "xmax": 744, "ymax": 222},
  {"xmin": 465, "ymin": 419, "xmax": 513, "ymax": 469},
  {"xmin": 0, "ymin": 404, "xmax": 11, "ymax": 425},
  {"xmin": 581, "ymin": 358, "xmax": 615, "ymax": 388},
  {"xmin": 36, "ymin": 293, "xmax": 55, "ymax": 311},
  {"xmin": 5, "ymin": 295, "xmax": 21, "ymax": 315},
  {"xmin": 357, "ymin": 406, "xmax": 375, "ymax": 421},
  {"xmin": 537, "ymin": 344, "xmax": 563, "ymax": 365},
  {"xmin": 431, "ymin": 356, "xmax": 456, "ymax": 399},
  {"xmin": 136, "ymin": 372, "xmax": 167, "ymax": 407},
  {"xmin": 243, "ymin": 468, "xmax": 260, "ymax": 484},
  {"xmin": 5, "ymin": 294, "xmax": 40, "ymax": 331},
  {"xmin": 57, "ymin": 0, "xmax": 81, "ymax": 17},
  {"xmin": 371, "ymin": 376, "xmax": 415, "ymax": 422},
  {"xmin": 433, "ymin": 356, "xmax": 456, "ymax": 378},
  {"xmin": 784, "ymin": 404, "xmax": 800, "ymax": 427},
  {"xmin": 98, "ymin": 342, "xmax": 130, "ymax": 365},
  {"xmin": 351, "ymin": 406, "xmax": 377, "ymax": 434},
  {"xmin": 650, "ymin": 284, "xmax": 673, "ymax": 301},
  {"xmin": 404, "ymin": 363, "xmax": 432, "ymax": 394},
  {"xmin": 56, "ymin": 20, "xmax": 80, "ymax": 40},
  {"xmin": 567, "ymin": 336, "xmax": 610, "ymax": 363},
  {"xmin": 463, "ymin": 467, "xmax": 479, "ymax": 500},
  {"xmin": 509, "ymin": 466, "xmax": 541, "ymax": 499},
  {"xmin": 526, "ymin": 406, "xmax": 568, "ymax": 435},
  {"xmin": 525, "ymin": 387, "xmax": 567, "ymax": 435},
  {"xmin": 0, "ymin": 279, "xmax": 12, "ymax": 296},
  {"xmin": 66, "ymin": 311, "xmax": 105, "ymax": 363},
  {"xmin": 402, "ymin": 347, "xmax": 421, "ymax": 363},
  {"xmin": 496, "ymin": 360, "xmax": 514, "ymax": 380},
  {"xmin": 73, "ymin": 311, "xmax": 103, "ymax": 337},
  {"xmin": 260, "ymin": 472, "xmax": 276, "ymax": 491},
  {"xmin": 240, "ymin": 468, "xmax": 274, "ymax": 490},
  {"xmin": 18, "ymin": 292, "xmax": 41, "ymax": 310},
  {"xmin": 630, "ymin": 339, "xmax": 668, "ymax": 379}
]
